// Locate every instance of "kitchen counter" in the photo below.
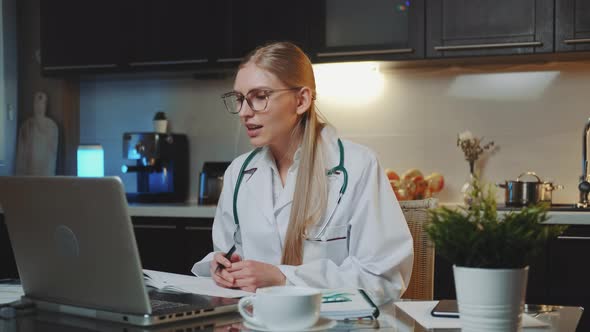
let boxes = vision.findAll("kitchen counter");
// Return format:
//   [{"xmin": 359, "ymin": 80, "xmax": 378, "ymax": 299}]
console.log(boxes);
[
  {"xmin": 441, "ymin": 202, "xmax": 590, "ymax": 225},
  {"xmin": 0, "ymin": 203, "xmax": 218, "ymax": 219},
  {"xmin": 1, "ymin": 202, "xmax": 589, "ymax": 223},
  {"xmin": 127, "ymin": 203, "xmax": 217, "ymax": 218}
]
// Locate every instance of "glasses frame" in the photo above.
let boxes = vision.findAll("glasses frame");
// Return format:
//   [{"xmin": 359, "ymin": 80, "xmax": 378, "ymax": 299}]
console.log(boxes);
[{"xmin": 221, "ymin": 87, "xmax": 303, "ymax": 114}]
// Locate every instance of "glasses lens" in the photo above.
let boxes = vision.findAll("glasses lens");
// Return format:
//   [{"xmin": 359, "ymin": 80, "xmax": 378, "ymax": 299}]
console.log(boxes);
[
  {"xmin": 223, "ymin": 94, "xmax": 242, "ymax": 114},
  {"xmin": 247, "ymin": 90, "xmax": 269, "ymax": 112}
]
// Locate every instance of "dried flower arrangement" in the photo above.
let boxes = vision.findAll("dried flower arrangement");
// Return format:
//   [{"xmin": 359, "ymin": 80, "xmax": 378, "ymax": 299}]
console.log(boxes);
[{"xmin": 457, "ymin": 130, "xmax": 495, "ymax": 174}]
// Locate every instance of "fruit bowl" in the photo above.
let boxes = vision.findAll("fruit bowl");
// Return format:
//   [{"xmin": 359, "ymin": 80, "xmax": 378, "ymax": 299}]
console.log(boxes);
[{"xmin": 385, "ymin": 168, "xmax": 444, "ymax": 201}]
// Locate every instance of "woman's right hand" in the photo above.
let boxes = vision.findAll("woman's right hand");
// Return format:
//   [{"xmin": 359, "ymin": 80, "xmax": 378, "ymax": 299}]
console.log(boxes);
[{"xmin": 210, "ymin": 252, "xmax": 242, "ymax": 288}]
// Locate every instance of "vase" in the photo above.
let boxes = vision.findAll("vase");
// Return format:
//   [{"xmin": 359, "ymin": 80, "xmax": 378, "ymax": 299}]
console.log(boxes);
[
  {"xmin": 453, "ymin": 265, "xmax": 529, "ymax": 332},
  {"xmin": 461, "ymin": 173, "xmax": 475, "ymax": 206}
]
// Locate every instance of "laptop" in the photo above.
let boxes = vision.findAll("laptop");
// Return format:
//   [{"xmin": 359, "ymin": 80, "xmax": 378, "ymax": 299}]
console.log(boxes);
[{"xmin": 0, "ymin": 176, "xmax": 239, "ymax": 326}]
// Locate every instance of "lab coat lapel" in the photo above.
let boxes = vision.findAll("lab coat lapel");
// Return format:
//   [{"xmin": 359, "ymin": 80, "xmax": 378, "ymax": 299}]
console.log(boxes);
[{"xmin": 244, "ymin": 148, "xmax": 276, "ymax": 226}]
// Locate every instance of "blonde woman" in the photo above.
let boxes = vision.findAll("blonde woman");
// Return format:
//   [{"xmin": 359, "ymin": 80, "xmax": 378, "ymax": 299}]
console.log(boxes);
[{"xmin": 192, "ymin": 42, "xmax": 413, "ymax": 305}]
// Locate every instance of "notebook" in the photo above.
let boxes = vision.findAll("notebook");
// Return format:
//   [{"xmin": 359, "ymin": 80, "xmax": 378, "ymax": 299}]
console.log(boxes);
[
  {"xmin": 0, "ymin": 176, "xmax": 239, "ymax": 326},
  {"xmin": 142, "ymin": 270, "xmax": 252, "ymax": 298},
  {"xmin": 320, "ymin": 289, "xmax": 379, "ymax": 320}
]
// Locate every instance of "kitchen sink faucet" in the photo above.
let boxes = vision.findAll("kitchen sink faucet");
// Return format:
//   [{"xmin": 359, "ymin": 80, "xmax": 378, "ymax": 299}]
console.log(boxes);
[{"xmin": 578, "ymin": 118, "xmax": 590, "ymax": 208}]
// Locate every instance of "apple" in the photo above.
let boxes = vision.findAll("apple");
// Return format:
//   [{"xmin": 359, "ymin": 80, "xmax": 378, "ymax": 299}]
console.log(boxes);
[
  {"xmin": 402, "ymin": 168, "xmax": 423, "ymax": 180},
  {"xmin": 425, "ymin": 172, "xmax": 445, "ymax": 193},
  {"xmin": 385, "ymin": 168, "xmax": 400, "ymax": 181}
]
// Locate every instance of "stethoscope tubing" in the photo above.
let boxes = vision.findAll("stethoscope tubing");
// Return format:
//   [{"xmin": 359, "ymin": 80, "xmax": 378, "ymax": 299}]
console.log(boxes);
[{"xmin": 232, "ymin": 138, "xmax": 347, "ymax": 245}]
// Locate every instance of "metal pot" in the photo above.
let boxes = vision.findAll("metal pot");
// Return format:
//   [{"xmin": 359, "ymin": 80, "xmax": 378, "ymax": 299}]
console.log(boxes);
[{"xmin": 497, "ymin": 172, "xmax": 563, "ymax": 206}]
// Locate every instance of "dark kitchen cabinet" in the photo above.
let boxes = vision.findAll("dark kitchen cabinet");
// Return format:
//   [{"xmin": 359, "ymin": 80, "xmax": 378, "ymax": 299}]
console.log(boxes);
[
  {"xmin": 426, "ymin": 0, "xmax": 554, "ymax": 58},
  {"xmin": 0, "ymin": 214, "xmax": 18, "ymax": 279},
  {"xmin": 40, "ymin": 0, "xmax": 126, "ymax": 74},
  {"xmin": 311, "ymin": 0, "xmax": 424, "ymax": 62},
  {"xmin": 131, "ymin": 217, "xmax": 214, "ymax": 275},
  {"xmin": 128, "ymin": 1, "xmax": 213, "ymax": 70},
  {"xmin": 547, "ymin": 226, "xmax": 590, "ymax": 331},
  {"xmin": 556, "ymin": 0, "xmax": 590, "ymax": 52},
  {"xmin": 212, "ymin": 0, "xmax": 312, "ymax": 66},
  {"xmin": 132, "ymin": 218, "xmax": 186, "ymax": 274}
]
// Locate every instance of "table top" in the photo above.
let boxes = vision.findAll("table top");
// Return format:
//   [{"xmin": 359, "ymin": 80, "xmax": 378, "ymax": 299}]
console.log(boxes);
[{"xmin": 0, "ymin": 302, "xmax": 582, "ymax": 332}]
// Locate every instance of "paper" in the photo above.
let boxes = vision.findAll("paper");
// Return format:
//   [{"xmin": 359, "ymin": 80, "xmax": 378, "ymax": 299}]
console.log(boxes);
[
  {"xmin": 0, "ymin": 284, "xmax": 24, "ymax": 304},
  {"xmin": 394, "ymin": 301, "xmax": 550, "ymax": 329},
  {"xmin": 143, "ymin": 269, "xmax": 252, "ymax": 298}
]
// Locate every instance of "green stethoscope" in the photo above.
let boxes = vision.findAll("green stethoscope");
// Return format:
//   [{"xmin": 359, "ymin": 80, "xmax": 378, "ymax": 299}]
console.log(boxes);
[{"xmin": 230, "ymin": 139, "xmax": 348, "ymax": 247}]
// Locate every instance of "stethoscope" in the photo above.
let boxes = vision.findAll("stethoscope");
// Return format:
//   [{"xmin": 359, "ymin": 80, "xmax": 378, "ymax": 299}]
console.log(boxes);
[{"xmin": 230, "ymin": 138, "xmax": 348, "ymax": 248}]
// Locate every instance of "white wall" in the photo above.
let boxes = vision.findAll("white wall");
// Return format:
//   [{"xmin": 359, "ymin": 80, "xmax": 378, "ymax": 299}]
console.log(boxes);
[{"xmin": 80, "ymin": 60, "xmax": 590, "ymax": 204}]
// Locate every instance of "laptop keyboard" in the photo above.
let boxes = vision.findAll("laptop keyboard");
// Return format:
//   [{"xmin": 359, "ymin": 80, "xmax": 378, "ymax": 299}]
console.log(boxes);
[{"xmin": 150, "ymin": 299, "xmax": 189, "ymax": 312}]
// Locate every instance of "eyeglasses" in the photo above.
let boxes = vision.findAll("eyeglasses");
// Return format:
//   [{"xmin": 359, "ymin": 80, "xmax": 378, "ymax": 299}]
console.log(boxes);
[{"xmin": 221, "ymin": 87, "xmax": 302, "ymax": 114}]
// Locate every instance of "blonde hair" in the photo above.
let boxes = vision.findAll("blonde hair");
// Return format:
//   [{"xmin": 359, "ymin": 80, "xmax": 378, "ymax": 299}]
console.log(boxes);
[{"xmin": 241, "ymin": 42, "xmax": 328, "ymax": 265}]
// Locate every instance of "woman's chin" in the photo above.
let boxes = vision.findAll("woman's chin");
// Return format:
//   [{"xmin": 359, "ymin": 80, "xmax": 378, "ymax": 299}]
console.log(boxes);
[{"xmin": 248, "ymin": 136, "xmax": 268, "ymax": 148}]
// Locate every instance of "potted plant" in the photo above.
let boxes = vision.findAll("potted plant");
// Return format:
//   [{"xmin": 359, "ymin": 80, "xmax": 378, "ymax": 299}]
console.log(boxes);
[{"xmin": 425, "ymin": 176, "xmax": 566, "ymax": 332}]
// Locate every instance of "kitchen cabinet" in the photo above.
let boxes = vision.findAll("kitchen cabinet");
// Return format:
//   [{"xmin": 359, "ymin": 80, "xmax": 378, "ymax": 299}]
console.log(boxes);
[
  {"xmin": 311, "ymin": 0, "xmax": 424, "ymax": 62},
  {"xmin": 40, "ymin": 0, "xmax": 125, "ymax": 74},
  {"xmin": 0, "ymin": 214, "xmax": 212, "ymax": 278},
  {"xmin": 556, "ymin": 0, "xmax": 590, "ymax": 52},
  {"xmin": 426, "ymin": 0, "xmax": 554, "ymax": 58},
  {"xmin": 212, "ymin": 0, "xmax": 312, "ymax": 66},
  {"xmin": 0, "ymin": 215, "xmax": 18, "ymax": 279},
  {"xmin": 547, "ymin": 226, "xmax": 590, "ymax": 331},
  {"xmin": 131, "ymin": 217, "xmax": 214, "ymax": 275},
  {"xmin": 128, "ymin": 1, "xmax": 213, "ymax": 70},
  {"xmin": 40, "ymin": 0, "xmax": 312, "ymax": 74}
]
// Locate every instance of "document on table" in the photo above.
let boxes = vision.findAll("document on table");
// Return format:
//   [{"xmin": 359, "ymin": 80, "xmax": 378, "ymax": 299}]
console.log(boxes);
[
  {"xmin": 395, "ymin": 301, "xmax": 550, "ymax": 329},
  {"xmin": 0, "ymin": 284, "xmax": 24, "ymax": 304},
  {"xmin": 143, "ymin": 269, "xmax": 252, "ymax": 298}
]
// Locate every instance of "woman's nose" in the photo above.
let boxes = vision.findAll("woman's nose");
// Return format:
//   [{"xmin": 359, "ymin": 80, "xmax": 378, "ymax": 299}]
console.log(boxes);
[{"xmin": 238, "ymin": 99, "xmax": 255, "ymax": 117}]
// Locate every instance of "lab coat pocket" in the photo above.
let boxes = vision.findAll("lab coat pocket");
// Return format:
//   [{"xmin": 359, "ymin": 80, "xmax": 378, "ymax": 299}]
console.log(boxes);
[{"xmin": 304, "ymin": 224, "xmax": 350, "ymax": 265}]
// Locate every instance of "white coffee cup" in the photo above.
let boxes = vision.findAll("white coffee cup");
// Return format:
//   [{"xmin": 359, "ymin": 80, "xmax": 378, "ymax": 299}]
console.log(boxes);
[{"xmin": 238, "ymin": 286, "xmax": 322, "ymax": 331}]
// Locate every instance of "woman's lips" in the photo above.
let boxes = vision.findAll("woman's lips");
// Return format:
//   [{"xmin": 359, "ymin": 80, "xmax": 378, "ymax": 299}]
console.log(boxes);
[{"xmin": 246, "ymin": 124, "xmax": 263, "ymax": 138}]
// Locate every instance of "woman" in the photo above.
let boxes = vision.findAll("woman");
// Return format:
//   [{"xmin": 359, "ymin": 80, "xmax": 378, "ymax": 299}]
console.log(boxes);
[{"xmin": 192, "ymin": 42, "xmax": 413, "ymax": 305}]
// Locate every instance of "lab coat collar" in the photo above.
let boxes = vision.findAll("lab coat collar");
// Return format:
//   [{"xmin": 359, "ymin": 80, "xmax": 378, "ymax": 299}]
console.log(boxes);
[
  {"xmin": 243, "ymin": 148, "xmax": 276, "ymax": 226},
  {"xmin": 242, "ymin": 125, "xmax": 343, "ymax": 227}
]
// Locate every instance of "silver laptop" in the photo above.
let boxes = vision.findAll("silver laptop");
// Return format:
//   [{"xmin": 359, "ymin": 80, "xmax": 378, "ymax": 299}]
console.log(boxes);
[{"xmin": 0, "ymin": 176, "xmax": 238, "ymax": 326}]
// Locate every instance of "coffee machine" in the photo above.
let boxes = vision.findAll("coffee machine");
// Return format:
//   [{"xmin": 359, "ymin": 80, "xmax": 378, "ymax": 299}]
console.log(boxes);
[{"xmin": 121, "ymin": 132, "xmax": 189, "ymax": 203}]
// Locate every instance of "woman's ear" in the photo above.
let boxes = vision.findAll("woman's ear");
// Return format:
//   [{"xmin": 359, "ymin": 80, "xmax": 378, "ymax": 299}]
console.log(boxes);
[{"xmin": 295, "ymin": 87, "xmax": 313, "ymax": 116}]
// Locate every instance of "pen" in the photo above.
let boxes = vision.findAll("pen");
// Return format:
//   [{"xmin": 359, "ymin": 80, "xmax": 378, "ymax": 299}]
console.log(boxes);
[{"xmin": 215, "ymin": 245, "xmax": 236, "ymax": 274}]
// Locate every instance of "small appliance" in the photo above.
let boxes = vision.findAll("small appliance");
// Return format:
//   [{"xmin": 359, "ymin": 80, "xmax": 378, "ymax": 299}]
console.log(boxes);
[
  {"xmin": 199, "ymin": 161, "xmax": 231, "ymax": 205},
  {"xmin": 121, "ymin": 132, "xmax": 189, "ymax": 203}
]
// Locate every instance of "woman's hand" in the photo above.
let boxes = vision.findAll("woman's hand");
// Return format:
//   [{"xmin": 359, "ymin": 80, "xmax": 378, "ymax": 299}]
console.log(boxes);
[
  {"xmin": 210, "ymin": 252, "xmax": 242, "ymax": 288},
  {"xmin": 226, "ymin": 260, "xmax": 287, "ymax": 292}
]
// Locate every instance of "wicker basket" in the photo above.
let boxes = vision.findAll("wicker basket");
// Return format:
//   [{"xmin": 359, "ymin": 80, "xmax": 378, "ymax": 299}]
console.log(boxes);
[{"xmin": 399, "ymin": 198, "xmax": 438, "ymax": 300}]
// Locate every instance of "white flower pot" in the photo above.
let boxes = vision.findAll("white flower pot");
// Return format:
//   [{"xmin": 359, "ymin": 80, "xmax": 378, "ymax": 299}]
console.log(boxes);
[{"xmin": 453, "ymin": 265, "xmax": 529, "ymax": 332}]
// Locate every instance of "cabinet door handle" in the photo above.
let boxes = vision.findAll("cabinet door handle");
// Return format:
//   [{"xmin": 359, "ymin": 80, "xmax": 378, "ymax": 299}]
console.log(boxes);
[
  {"xmin": 557, "ymin": 236, "xmax": 590, "ymax": 240},
  {"xmin": 434, "ymin": 41, "xmax": 543, "ymax": 52},
  {"xmin": 133, "ymin": 224, "xmax": 176, "ymax": 230},
  {"xmin": 216, "ymin": 57, "xmax": 244, "ymax": 63},
  {"xmin": 317, "ymin": 48, "xmax": 414, "ymax": 58},
  {"xmin": 43, "ymin": 64, "xmax": 117, "ymax": 70},
  {"xmin": 563, "ymin": 38, "xmax": 590, "ymax": 45},
  {"xmin": 129, "ymin": 59, "xmax": 208, "ymax": 66},
  {"xmin": 186, "ymin": 226, "xmax": 213, "ymax": 231}
]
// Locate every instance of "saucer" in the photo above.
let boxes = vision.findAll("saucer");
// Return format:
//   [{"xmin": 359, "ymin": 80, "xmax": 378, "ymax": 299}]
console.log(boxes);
[{"xmin": 243, "ymin": 316, "xmax": 336, "ymax": 332}]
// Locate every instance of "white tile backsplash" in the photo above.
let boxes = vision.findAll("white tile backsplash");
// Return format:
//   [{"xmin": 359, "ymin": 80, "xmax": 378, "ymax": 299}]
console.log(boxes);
[{"xmin": 80, "ymin": 60, "xmax": 590, "ymax": 204}]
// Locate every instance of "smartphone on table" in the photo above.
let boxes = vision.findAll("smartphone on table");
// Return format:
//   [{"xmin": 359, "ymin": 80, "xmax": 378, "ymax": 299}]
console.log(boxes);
[{"xmin": 430, "ymin": 300, "xmax": 459, "ymax": 318}]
